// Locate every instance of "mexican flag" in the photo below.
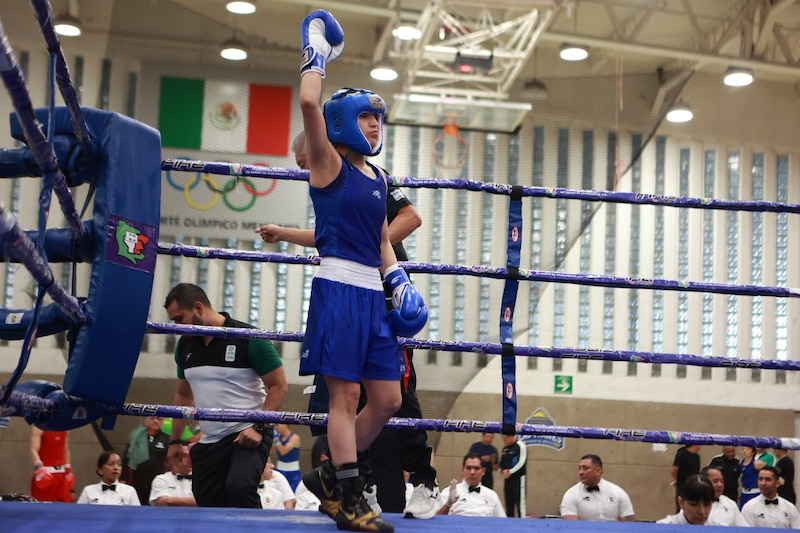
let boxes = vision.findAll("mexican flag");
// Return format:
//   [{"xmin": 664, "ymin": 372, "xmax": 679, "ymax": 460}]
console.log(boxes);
[{"xmin": 158, "ymin": 77, "xmax": 292, "ymax": 156}]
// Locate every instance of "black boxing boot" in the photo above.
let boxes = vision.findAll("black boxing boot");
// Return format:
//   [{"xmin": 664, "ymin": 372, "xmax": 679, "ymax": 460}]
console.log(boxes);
[
  {"xmin": 335, "ymin": 476, "xmax": 394, "ymax": 532},
  {"xmin": 302, "ymin": 459, "xmax": 341, "ymax": 520}
]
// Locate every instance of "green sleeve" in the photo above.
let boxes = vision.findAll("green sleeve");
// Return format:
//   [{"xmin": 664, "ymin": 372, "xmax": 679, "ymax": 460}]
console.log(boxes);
[
  {"xmin": 174, "ymin": 338, "xmax": 185, "ymax": 379},
  {"xmin": 248, "ymin": 338, "xmax": 282, "ymax": 376}
]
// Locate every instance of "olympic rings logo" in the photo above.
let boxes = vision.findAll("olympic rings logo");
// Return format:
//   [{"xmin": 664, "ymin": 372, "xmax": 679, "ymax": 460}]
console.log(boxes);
[{"xmin": 164, "ymin": 158, "xmax": 277, "ymax": 212}]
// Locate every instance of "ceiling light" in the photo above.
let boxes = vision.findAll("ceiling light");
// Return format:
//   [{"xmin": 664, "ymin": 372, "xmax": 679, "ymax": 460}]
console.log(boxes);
[
  {"xmin": 54, "ymin": 14, "xmax": 82, "ymax": 37},
  {"xmin": 520, "ymin": 78, "xmax": 548, "ymax": 100},
  {"xmin": 226, "ymin": 1, "xmax": 256, "ymax": 15},
  {"xmin": 723, "ymin": 66, "xmax": 754, "ymax": 87},
  {"xmin": 220, "ymin": 38, "xmax": 248, "ymax": 61},
  {"xmin": 666, "ymin": 101, "xmax": 693, "ymax": 123},
  {"xmin": 393, "ymin": 25, "xmax": 422, "ymax": 41},
  {"xmin": 559, "ymin": 44, "xmax": 588, "ymax": 61},
  {"xmin": 370, "ymin": 62, "xmax": 398, "ymax": 81}
]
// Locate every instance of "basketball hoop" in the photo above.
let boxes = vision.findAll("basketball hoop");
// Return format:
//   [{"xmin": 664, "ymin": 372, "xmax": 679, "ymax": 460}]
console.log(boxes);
[{"xmin": 433, "ymin": 121, "xmax": 469, "ymax": 170}]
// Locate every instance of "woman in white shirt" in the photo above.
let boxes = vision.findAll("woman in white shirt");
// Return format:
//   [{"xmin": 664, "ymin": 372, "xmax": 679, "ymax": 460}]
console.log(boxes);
[
  {"xmin": 656, "ymin": 474, "xmax": 713, "ymax": 525},
  {"xmin": 77, "ymin": 451, "xmax": 140, "ymax": 506}
]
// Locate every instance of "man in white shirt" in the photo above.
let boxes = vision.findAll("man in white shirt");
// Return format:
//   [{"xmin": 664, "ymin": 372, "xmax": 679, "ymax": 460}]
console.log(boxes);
[
  {"xmin": 559, "ymin": 454, "xmax": 634, "ymax": 521},
  {"xmin": 149, "ymin": 440, "xmax": 196, "ymax": 506},
  {"xmin": 701, "ymin": 466, "xmax": 746, "ymax": 526},
  {"xmin": 257, "ymin": 457, "xmax": 296, "ymax": 510},
  {"xmin": 436, "ymin": 454, "xmax": 505, "ymax": 517},
  {"xmin": 741, "ymin": 466, "xmax": 800, "ymax": 528}
]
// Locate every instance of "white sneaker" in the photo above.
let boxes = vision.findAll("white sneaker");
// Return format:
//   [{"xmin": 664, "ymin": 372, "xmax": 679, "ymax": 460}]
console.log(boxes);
[
  {"xmin": 403, "ymin": 483, "xmax": 439, "ymax": 519},
  {"xmin": 363, "ymin": 483, "xmax": 382, "ymax": 514}
]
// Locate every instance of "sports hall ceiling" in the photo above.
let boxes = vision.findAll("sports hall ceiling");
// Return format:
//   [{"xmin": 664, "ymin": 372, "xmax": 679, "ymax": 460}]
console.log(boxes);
[
  {"xmin": 17, "ymin": 0, "xmax": 800, "ymax": 128},
  {"xmin": 163, "ymin": 0, "xmax": 800, "ymax": 88}
]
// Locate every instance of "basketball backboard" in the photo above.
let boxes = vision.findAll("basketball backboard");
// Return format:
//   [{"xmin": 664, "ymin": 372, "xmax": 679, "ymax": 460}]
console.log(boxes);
[{"xmin": 387, "ymin": 93, "xmax": 532, "ymax": 134}]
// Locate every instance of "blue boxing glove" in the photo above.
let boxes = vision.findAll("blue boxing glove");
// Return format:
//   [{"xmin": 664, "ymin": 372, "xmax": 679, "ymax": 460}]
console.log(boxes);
[
  {"xmin": 300, "ymin": 10, "xmax": 345, "ymax": 77},
  {"xmin": 384, "ymin": 264, "xmax": 428, "ymax": 337}
]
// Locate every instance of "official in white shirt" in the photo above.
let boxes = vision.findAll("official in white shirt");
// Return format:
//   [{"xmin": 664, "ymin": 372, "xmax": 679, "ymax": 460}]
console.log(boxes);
[
  {"xmin": 294, "ymin": 480, "xmax": 322, "ymax": 511},
  {"xmin": 701, "ymin": 466, "xmax": 747, "ymax": 526},
  {"xmin": 436, "ymin": 454, "xmax": 505, "ymax": 517},
  {"xmin": 150, "ymin": 440, "xmax": 196, "ymax": 506},
  {"xmin": 77, "ymin": 451, "xmax": 140, "ymax": 506},
  {"xmin": 559, "ymin": 454, "xmax": 634, "ymax": 521},
  {"xmin": 656, "ymin": 474, "xmax": 714, "ymax": 525},
  {"xmin": 741, "ymin": 466, "xmax": 800, "ymax": 528},
  {"xmin": 257, "ymin": 457, "xmax": 296, "ymax": 510}
]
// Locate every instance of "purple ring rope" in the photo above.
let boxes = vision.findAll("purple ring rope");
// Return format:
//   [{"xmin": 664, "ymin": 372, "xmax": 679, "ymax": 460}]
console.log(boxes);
[
  {"xmin": 162, "ymin": 158, "xmax": 309, "ymax": 182},
  {"xmin": 162, "ymin": 160, "xmax": 800, "ymax": 214},
  {"xmin": 104, "ymin": 403, "xmax": 800, "ymax": 450},
  {"xmin": 28, "ymin": 0, "xmax": 95, "ymax": 157},
  {"xmin": 158, "ymin": 242, "xmax": 799, "ymax": 299},
  {"xmin": 146, "ymin": 322, "xmax": 800, "ymax": 371},
  {"xmin": 2, "ymin": 390, "xmax": 796, "ymax": 449},
  {"xmin": 0, "ymin": 389, "xmax": 56, "ymax": 417},
  {"xmin": 1, "ymin": 385, "xmax": 796, "ymax": 450},
  {"xmin": 0, "ymin": 19, "xmax": 86, "ymax": 238},
  {"xmin": 158, "ymin": 242, "xmax": 319, "ymax": 266},
  {"xmin": 0, "ymin": 207, "xmax": 85, "ymax": 321}
]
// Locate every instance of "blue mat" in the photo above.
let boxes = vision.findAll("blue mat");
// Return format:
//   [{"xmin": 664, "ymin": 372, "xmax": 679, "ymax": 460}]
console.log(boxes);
[{"xmin": 0, "ymin": 502, "xmax": 765, "ymax": 532}]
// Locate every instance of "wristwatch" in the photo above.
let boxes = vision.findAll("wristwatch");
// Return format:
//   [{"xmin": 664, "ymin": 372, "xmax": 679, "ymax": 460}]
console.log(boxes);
[{"xmin": 252, "ymin": 423, "xmax": 273, "ymax": 436}]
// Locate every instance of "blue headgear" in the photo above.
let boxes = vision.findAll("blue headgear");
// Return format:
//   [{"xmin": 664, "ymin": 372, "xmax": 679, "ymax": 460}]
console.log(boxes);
[{"xmin": 323, "ymin": 88, "xmax": 386, "ymax": 156}]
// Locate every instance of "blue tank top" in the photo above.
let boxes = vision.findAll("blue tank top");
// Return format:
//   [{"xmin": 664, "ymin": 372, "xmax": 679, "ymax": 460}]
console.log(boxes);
[
  {"xmin": 278, "ymin": 433, "xmax": 300, "ymax": 463},
  {"xmin": 310, "ymin": 157, "xmax": 386, "ymax": 267},
  {"xmin": 740, "ymin": 459, "xmax": 758, "ymax": 489}
]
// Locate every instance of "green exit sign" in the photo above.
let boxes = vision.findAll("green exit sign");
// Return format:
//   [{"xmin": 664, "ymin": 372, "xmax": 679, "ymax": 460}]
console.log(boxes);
[{"xmin": 554, "ymin": 375, "xmax": 573, "ymax": 395}]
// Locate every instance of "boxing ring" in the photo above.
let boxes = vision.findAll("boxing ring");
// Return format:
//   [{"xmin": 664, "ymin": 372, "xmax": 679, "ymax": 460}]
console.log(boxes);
[{"xmin": 0, "ymin": 1, "xmax": 796, "ymax": 531}]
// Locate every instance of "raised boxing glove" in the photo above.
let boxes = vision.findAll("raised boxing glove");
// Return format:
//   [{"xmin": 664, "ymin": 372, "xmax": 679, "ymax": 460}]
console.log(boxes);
[
  {"xmin": 300, "ymin": 10, "xmax": 344, "ymax": 77},
  {"xmin": 384, "ymin": 264, "xmax": 428, "ymax": 337}
]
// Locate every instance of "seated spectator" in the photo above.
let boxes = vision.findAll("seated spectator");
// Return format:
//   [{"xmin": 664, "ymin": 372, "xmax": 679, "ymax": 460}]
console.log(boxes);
[
  {"xmin": 122, "ymin": 415, "xmax": 169, "ymax": 505},
  {"xmin": 258, "ymin": 458, "xmax": 296, "ymax": 510},
  {"xmin": 656, "ymin": 474, "xmax": 714, "ymax": 525},
  {"xmin": 559, "ymin": 454, "xmax": 634, "ymax": 521},
  {"xmin": 77, "ymin": 451, "xmax": 140, "ymax": 505},
  {"xmin": 701, "ymin": 466, "xmax": 746, "ymax": 526},
  {"xmin": 149, "ymin": 440, "xmax": 196, "ymax": 506},
  {"xmin": 741, "ymin": 466, "xmax": 800, "ymax": 528},
  {"xmin": 310, "ymin": 435, "xmax": 329, "ymax": 469},
  {"xmin": 294, "ymin": 480, "xmax": 322, "ymax": 511},
  {"xmin": 436, "ymin": 454, "xmax": 505, "ymax": 517},
  {"xmin": 708, "ymin": 445, "xmax": 739, "ymax": 502}
]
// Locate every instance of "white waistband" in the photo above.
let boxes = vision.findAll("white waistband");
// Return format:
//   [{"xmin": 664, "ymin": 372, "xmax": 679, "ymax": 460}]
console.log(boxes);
[
  {"xmin": 317, "ymin": 257, "xmax": 383, "ymax": 291},
  {"xmin": 43, "ymin": 465, "xmax": 67, "ymax": 473},
  {"xmin": 742, "ymin": 488, "xmax": 760, "ymax": 494},
  {"xmin": 277, "ymin": 460, "xmax": 300, "ymax": 471}
]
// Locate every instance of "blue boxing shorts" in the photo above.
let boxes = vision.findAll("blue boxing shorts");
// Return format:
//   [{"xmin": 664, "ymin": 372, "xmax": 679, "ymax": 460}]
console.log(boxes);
[{"xmin": 300, "ymin": 258, "xmax": 400, "ymax": 382}]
